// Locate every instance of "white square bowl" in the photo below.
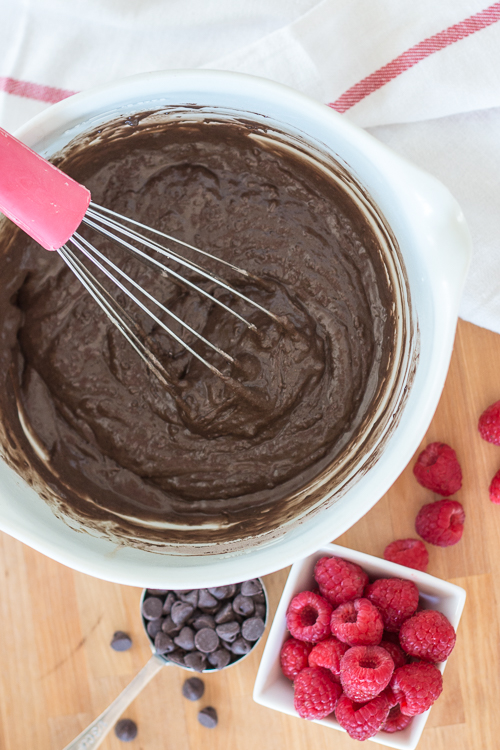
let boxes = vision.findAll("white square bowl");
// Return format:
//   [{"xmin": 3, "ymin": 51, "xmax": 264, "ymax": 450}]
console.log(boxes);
[{"xmin": 253, "ymin": 543, "xmax": 466, "ymax": 749}]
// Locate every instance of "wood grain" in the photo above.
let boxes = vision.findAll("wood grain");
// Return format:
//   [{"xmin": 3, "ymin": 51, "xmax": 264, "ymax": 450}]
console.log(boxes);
[{"xmin": 0, "ymin": 318, "xmax": 498, "ymax": 749}]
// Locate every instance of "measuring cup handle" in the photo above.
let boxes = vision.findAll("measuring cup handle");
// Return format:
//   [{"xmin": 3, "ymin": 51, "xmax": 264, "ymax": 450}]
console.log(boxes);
[{"xmin": 61, "ymin": 654, "xmax": 164, "ymax": 750}]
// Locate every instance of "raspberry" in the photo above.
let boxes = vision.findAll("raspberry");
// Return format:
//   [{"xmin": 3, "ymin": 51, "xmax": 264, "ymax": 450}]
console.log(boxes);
[
  {"xmin": 383, "ymin": 538, "xmax": 429, "ymax": 572},
  {"xmin": 390, "ymin": 662, "xmax": 443, "ymax": 715},
  {"xmin": 479, "ymin": 400, "xmax": 500, "ymax": 445},
  {"xmin": 308, "ymin": 637, "xmax": 348, "ymax": 677},
  {"xmin": 314, "ymin": 556, "xmax": 368, "ymax": 607},
  {"xmin": 286, "ymin": 590, "xmax": 333, "ymax": 643},
  {"xmin": 489, "ymin": 469, "xmax": 500, "ymax": 504},
  {"xmin": 381, "ymin": 704, "xmax": 413, "ymax": 733},
  {"xmin": 413, "ymin": 442, "xmax": 462, "ymax": 495},
  {"xmin": 330, "ymin": 598, "xmax": 383, "ymax": 646},
  {"xmin": 364, "ymin": 578, "xmax": 419, "ymax": 632},
  {"xmin": 380, "ymin": 639, "xmax": 407, "ymax": 670},
  {"xmin": 340, "ymin": 645, "xmax": 394, "ymax": 702},
  {"xmin": 399, "ymin": 610, "xmax": 456, "ymax": 663},
  {"xmin": 335, "ymin": 693, "xmax": 390, "ymax": 741},
  {"xmin": 280, "ymin": 638, "xmax": 312, "ymax": 680},
  {"xmin": 415, "ymin": 498, "xmax": 465, "ymax": 547},
  {"xmin": 293, "ymin": 667, "xmax": 342, "ymax": 720}
]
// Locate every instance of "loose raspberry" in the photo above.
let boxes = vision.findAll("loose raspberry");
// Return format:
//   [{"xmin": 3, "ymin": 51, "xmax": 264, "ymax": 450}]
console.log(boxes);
[
  {"xmin": 280, "ymin": 638, "xmax": 312, "ymax": 680},
  {"xmin": 293, "ymin": 667, "xmax": 342, "ymax": 720},
  {"xmin": 308, "ymin": 637, "xmax": 348, "ymax": 677},
  {"xmin": 383, "ymin": 538, "xmax": 429, "ymax": 572},
  {"xmin": 489, "ymin": 469, "xmax": 500, "ymax": 504},
  {"xmin": 415, "ymin": 498, "xmax": 465, "ymax": 547},
  {"xmin": 286, "ymin": 590, "xmax": 333, "ymax": 643},
  {"xmin": 381, "ymin": 704, "xmax": 413, "ymax": 733},
  {"xmin": 330, "ymin": 598, "xmax": 383, "ymax": 646},
  {"xmin": 314, "ymin": 556, "xmax": 368, "ymax": 607},
  {"xmin": 413, "ymin": 442, "xmax": 462, "ymax": 496},
  {"xmin": 478, "ymin": 400, "xmax": 500, "ymax": 445},
  {"xmin": 399, "ymin": 610, "xmax": 456, "ymax": 663},
  {"xmin": 340, "ymin": 645, "xmax": 394, "ymax": 702},
  {"xmin": 390, "ymin": 662, "xmax": 443, "ymax": 715},
  {"xmin": 335, "ymin": 693, "xmax": 390, "ymax": 741},
  {"xmin": 364, "ymin": 578, "xmax": 419, "ymax": 632},
  {"xmin": 380, "ymin": 639, "xmax": 407, "ymax": 670}
]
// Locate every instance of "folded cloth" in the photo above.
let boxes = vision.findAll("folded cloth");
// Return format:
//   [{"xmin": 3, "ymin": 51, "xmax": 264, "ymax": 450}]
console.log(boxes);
[{"xmin": 1, "ymin": 0, "xmax": 500, "ymax": 333}]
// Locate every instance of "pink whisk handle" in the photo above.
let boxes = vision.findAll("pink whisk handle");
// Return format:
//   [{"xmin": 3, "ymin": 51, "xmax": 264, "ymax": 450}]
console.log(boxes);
[{"xmin": 0, "ymin": 127, "xmax": 90, "ymax": 251}]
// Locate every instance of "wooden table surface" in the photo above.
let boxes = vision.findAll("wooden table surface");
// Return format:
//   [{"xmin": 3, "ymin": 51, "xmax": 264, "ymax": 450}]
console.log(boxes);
[{"xmin": 0, "ymin": 317, "xmax": 499, "ymax": 750}]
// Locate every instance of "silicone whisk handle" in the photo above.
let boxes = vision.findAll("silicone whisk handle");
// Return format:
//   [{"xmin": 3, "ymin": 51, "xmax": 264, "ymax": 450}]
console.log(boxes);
[{"xmin": 0, "ymin": 127, "xmax": 90, "ymax": 251}]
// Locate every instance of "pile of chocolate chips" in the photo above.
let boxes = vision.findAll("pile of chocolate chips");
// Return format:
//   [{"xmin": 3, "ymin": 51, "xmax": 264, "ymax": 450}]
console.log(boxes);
[{"xmin": 141, "ymin": 579, "xmax": 266, "ymax": 671}]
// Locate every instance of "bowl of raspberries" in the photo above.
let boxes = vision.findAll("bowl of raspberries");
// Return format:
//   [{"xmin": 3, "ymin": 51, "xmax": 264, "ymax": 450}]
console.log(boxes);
[{"xmin": 253, "ymin": 543, "xmax": 465, "ymax": 748}]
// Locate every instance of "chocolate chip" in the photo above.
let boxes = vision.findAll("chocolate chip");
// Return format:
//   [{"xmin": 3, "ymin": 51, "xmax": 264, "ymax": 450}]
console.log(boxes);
[
  {"xmin": 198, "ymin": 589, "xmax": 218, "ymax": 611},
  {"xmin": 193, "ymin": 614, "xmax": 216, "ymax": 630},
  {"xmin": 184, "ymin": 651, "xmax": 207, "ymax": 672},
  {"xmin": 114, "ymin": 718, "xmax": 138, "ymax": 742},
  {"xmin": 194, "ymin": 627, "xmax": 219, "ymax": 653},
  {"xmin": 174, "ymin": 589, "xmax": 192, "ymax": 595},
  {"xmin": 252, "ymin": 592, "xmax": 266, "ymax": 604},
  {"xmin": 174, "ymin": 626, "xmax": 195, "ymax": 651},
  {"xmin": 141, "ymin": 596, "xmax": 163, "ymax": 620},
  {"xmin": 232, "ymin": 594, "xmax": 254, "ymax": 617},
  {"xmin": 240, "ymin": 579, "xmax": 262, "ymax": 596},
  {"xmin": 208, "ymin": 586, "xmax": 230, "ymax": 600},
  {"xmin": 110, "ymin": 631, "xmax": 132, "ymax": 651},
  {"xmin": 147, "ymin": 589, "xmax": 169, "ymax": 596},
  {"xmin": 230, "ymin": 637, "xmax": 252, "ymax": 655},
  {"xmin": 225, "ymin": 584, "xmax": 238, "ymax": 598},
  {"xmin": 162, "ymin": 592, "xmax": 177, "ymax": 615},
  {"xmin": 214, "ymin": 601, "xmax": 235, "ymax": 625},
  {"xmin": 182, "ymin": 676, "xmax": 205, "ymax": 700},
  {"xmin": 179, "ymin": 590, "xmax": 199, "ymax": 608},
  {"xmin": 241, "ymin": 617, "xmax": 265, "ymax": 642},
  {"xmin": 154, "ymin": 631, "xmax": 175, "ymax": 654},
  {"xmin": 254, "ymin": 603, "xmax": 266, "ymax": 619},
  {"xmin": 216, "ymin": 621, "xmax": 240, "ymax": 643},
  {"xmin": 147, "ymin": 618, "xmax": 164, "ymax": 638},
  {"xmin": 198, "ymin": 707, "xmax": 218, "ymax": 728},
  {"xmin": 167, "ymin": 650, "xmax": 186, "ymax": 666},
  {"xmin": 171, "ymin": 600, "xmax": 195, "ymax": 627},
  {"xmin": 208, "ymin": 648, "xmax": 231, "ymax": 669},
  {"xmin": 162, "ymin": 616, "xmax": 180, "ymax": 635}
]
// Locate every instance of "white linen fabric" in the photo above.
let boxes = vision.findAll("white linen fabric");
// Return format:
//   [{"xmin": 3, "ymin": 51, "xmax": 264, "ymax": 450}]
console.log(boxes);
[{"xmin": 1, "ymin": 0, "xmax": 500, "ymax": 332}]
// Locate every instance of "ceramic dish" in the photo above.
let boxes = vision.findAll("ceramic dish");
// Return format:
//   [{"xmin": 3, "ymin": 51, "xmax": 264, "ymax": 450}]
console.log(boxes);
[{"xmin": 253, "ymin": 542, "xmax": 466, "ymax": 749}]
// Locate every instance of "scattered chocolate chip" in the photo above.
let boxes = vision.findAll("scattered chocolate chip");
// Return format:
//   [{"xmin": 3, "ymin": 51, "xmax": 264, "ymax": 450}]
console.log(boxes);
[
  {"xmin": 214, "ymin": 601, "xmax": 235, "ymax": 625},
  {"xmin": 167, "ymin": 650, "xmax": 186, "ymax": 666},
  {"xmin": 154, "ymin": 631, "xmax": 175, "ymax": 654},
  {"xmin": 208, "ymin": 586, "xmax": 229, "ymax": 600},
  {"xmin": 147, "ymin": 589, "xmax": 169, "ymax": 596},
  {"xmin": 225, "ymin": 583, "xmax": 238, "ymax": 598},
  {"xmin": 241, "ymin": 617, "xmax": 265, "ymax": 642},
  {"xmin": 141, "ymin": 596, "xmax": 163, "ymax": 620},
  {"xmin": 252, "ymin": 592, "xmax": 266, "ymax": 604},
  {"xmin": 161, "ymin": 616, "xmax": 180, "ymax": 635},
  {"xmin": 147, "ymin": 618, "xmax": 164, "ymax": 638},
  {"xmin": 198, "ymin": 707, "xmax": 218, "ymax": 728},
  {"xmin": 162, "ymin": 592, "xmax": 177, "ymax": 615},
  {"xmin": 208, "ymin": 648, "xmax": 231, "ymax": 669},
  {"xmin": 240, "ymin": 579, "xmax": 262, "ymax": 596},
  {"xmin": 230, "ymin": 637, "xmax": 252, "ymax": 655},
  {"xmin": 174, "ymin": 626, "xmax": 195, "ymax": 651},
  {"xmin": 216, "ymin": 621, "xmax": 240, "ymax": 643},
  {"xmin": 193, "ymin": 614, "xmax": 216, "ymax": 630},
  {"xmin": 182, "ymin": 676, "xmax": 205, "ymax": 700},
  {"xmin": 110, "ymin": 631, "xmax": 132, "ymax": 652},
  {"xmin": 171, "ymin": 601, "xmax": 195, "ymax": 627},
  {"xmin": 232, "ymin": 594, "xmax": 255, "ymax": 617},
  {"xmin": 187, "ymin": 608, "xmax": 202, "ymax": 624},
  {"xmin": 114, "ymin": 718, "xmax": 138, "ymax": 742},
  {"xmin": 194, "ymin": 627, "xmax": 220, "ymax": 653},
  {"xmin": 254, "ymin": 603, "xmax": 266, "ymax": 619},
  {"xmin": 198, "ymin": 589, "xmax": 219, "ymax": 611},
  {"xmin": 179, "ymin": 590, "xmax": 199, "ymax": 608},
  {"xmin": 184, "ymin": 651, "xmax": 207, "ymax": 672}
]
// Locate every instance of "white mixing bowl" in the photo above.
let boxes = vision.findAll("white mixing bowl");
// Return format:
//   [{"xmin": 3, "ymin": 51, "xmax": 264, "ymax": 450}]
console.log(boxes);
[{"xmin": 0, "ymin": 70, "xmax": 471, "ymax": 587}]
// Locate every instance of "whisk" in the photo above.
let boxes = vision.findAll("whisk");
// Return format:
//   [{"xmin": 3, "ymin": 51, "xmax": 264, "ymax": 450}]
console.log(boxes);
[{"xmin": 0, "ymin": 127, "xmax": 279, "ymax": 382}]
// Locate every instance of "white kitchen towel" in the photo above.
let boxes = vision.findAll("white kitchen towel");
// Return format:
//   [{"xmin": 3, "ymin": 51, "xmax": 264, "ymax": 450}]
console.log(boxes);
[{"xmin": 1, "ymin": 0, "xmax": 500, "ymax": 332}]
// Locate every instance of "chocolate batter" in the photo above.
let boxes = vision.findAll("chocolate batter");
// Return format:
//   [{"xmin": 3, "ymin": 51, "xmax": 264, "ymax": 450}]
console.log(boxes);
[{"xmin": 0, "ymin": 116, "xmax": 397, "ymax": 547}]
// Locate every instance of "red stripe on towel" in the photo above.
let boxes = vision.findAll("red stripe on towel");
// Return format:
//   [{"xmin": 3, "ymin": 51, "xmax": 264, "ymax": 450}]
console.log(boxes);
[{"xmin": 0, "ymin": 76, "xmax": 76, "ymax": 104}]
